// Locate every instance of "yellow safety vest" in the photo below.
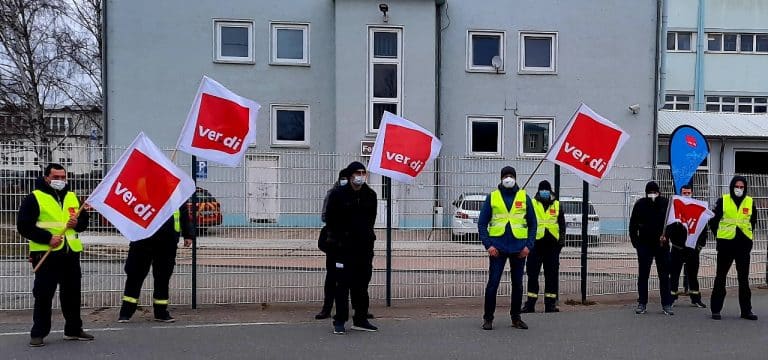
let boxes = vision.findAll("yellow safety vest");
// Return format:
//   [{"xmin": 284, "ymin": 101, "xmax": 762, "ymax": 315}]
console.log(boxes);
[
  {"xmin": 717, "ymin": 194, "xmax": 753, "ymax": 240},
  {"xmin": 30, "ymin": 190, "xmax": 83, "ymax": 252},
  {"xmin": 173, "ymin": 210, "xmax": 181, "ymax": 233},
  {"xmin": 488, "ymin": 189, "xmax": 528, "ymax": 239},
  {"xmin": 533, "ymin": 199, "xmax": 560, "ymax": 240}
]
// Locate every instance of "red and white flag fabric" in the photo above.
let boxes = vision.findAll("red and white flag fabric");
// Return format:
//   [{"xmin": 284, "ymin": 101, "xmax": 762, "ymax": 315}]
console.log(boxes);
[
  {"xmin": 368, "ymin": 111, "xmax": 442, "ymax": 184},
  {"xmin": 86, "ymin": 133, "xmax": 196, "ymax": 241},
  {"xmin": 545, "ymin": 104, "xmax": 630, "ymax": 185},
  {"xmin": 666, "ymin": 195, "xmax": 714, "ymax": 248},
  {"xmin": 176, "ymin": 76, "xmax": 261, "ymax": 167}
]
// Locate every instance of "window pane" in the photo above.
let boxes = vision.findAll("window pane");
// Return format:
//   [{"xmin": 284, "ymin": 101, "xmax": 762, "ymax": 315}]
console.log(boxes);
[
  {"xmin": 706, "ymin": 104, "xmax": 720, "ymax": 111},
  {"xmin": 658, "ymin": 144, "xmax": 670, "ymax": 165},
  {"xmin": 276, "ymin": 28, "xmax": 304, "ymax": 60},
  {"xmin": 471, "ymin": 121, "xmax": 499, "ymax": 153},
  {"xmin": 662, "ymin": 103, "xmax": 673, "ymax": 110},
  {"xmin": 373, "ymin": 64, "xmax": 397, "ymax": 98},
  {"xmin": 722, "ymin": 105, "xmax": 735, "ymax": 112},
  {"xmin": 738, "ymin": 105, "xmax": 753, "ymax": 113},
  {"xmin": 374, "ymin": 32, "xmax": 398, "ymax": 58},
  {"xmin": 738, "ymin": 97, "xmax": 752, "ymax": 103},
  {"xmin": 275, "ymin": 110, "xmax": 305, "ymax": 141},
  {"xmin": 677, "ymin": 103, "xmax": 690, "ymax": 110},
  {"xmin": 722, "ymin": 96, "xmax": 736, "ymax": 103},
  {"xmin": 706, "ymin": 96, "xmax": 719, "ymax": 102},
  {"xmin": 220, "ymin": 26, "xmax": 249, "ymax": 57},
  {"xmin": 522, "ymin": 122, "xmax": 550, "ymax": 154},
  {"xmin": 472, "ymin": 34, "xmax": 500, "ymax": 66},
  {"xmin": 741, "ymin": 34, "xmax": 754, "ymax": 51},
  {"xmin": 755, "ymin": 106, "xmax": 767, "ymax": 113},
  {"xmin": 524, "ymin": 36, "xmax": 552, "ymax": 68},
  {"xmin": 373, "ymin": 103, "xmax": 397, "ymax": 129},
  {"xmin": 707, "ymin": 34, "xmax": 722, "ymax": 51},
  {"xmin": 757, "ymin": 35, "xmax": 768, "ymax": 52},
  {"xmin": 678, "ymin": 33, "xmax": 691, "ymax": 50},
  {"xmin": 724, "ymin": 34, "xmax": 737, "ymax": 51},
  {"xmin": 678, "ymin": 96, "xmax": 690, "ymax": 102},
  {"xmin": 755, "ymin": 97, "xmax": 767, "ymax": 104},
  {"xmin": 666, "ymin": 32, "xmax": 676, "ymax": 50}
]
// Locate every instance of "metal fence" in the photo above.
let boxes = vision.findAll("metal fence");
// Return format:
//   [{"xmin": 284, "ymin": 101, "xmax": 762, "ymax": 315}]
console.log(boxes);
[{"xmin": 0, "ymin": 144, "xmax": 766, "ymax": 310}]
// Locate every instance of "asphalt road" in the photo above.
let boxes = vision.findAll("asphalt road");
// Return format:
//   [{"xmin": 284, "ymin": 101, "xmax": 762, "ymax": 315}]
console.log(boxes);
[{"xmin": 1, "ymin": 292, "xmax": 766, "ymax": 360}]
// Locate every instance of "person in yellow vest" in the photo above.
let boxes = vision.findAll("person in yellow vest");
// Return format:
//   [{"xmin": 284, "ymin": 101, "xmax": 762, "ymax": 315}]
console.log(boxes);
[
  {"xmin": 118, "ymin": 203, "xmax": 195, "ymax": 323},
  {"xmin": 521, "ymin": 180, "xmax": 565, "ymax": 313},
  {"xmin": 478, "ymin": 166, "xmax": 537, "ymax": 330},
  {"xmin": 16, "ymin": 163, "xmax": 92, "ymax": 347},
  {"xmin": 708, "ymin": 175, "xmax": 758, "ymax": 320}
]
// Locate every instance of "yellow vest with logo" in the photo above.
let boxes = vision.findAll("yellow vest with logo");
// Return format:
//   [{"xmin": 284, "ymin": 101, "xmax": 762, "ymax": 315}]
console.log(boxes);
[
  {"xmin": 488, "ymin": 189, "xmax": 528, "ymax": 239},
  {"xmin": 717, "ymin": 194, "xmax": 753, "ymax": 240},
  {"xmin": 533, "ymin": 199, "xmax": 560, "ymax": 240},
  {"xmin": 30, "ymin": 190, "xmax": 83, "ymax": 252}
]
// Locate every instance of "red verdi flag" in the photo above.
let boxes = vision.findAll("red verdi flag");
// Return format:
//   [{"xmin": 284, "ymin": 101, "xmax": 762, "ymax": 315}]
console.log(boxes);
[
  {"xmin": 87, "ymin": 133, "xmax": 196, "ymax": 241},
  {"xmin": 177, "ymin": 76, "xmax": 261, "ymax": 167},
  {"xmin": 665, "ymin": 195, "xmax": 714, "ymax": 249},
  {"xmin": 545, "ymin": 104, "xmax": 629, "ymax": 185},
  {"xmin": 368, "ymin": 112, "xmax": 442, "ymax": 183}
]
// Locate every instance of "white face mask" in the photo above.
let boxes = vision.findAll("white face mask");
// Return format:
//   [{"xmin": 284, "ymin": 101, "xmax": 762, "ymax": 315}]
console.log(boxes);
[
  {"xmin": 734, "ymin": 188, "xmax": 744, "ymax": 197},
  {"xmin": 339, "ymin": 179, "xmax": 348, "ymax": 186},
  {"xmin": 352, "ymin": 175, "xmax": 365, "ymax": 186},
  {"xmin": 501, "ymin": 177, "xmax": 516, "ymax": 189},
  {"xmin": 647, "ymin": 193, "xmax": 658, "ymax": 200},
  {"xmin": 50, "ymin": 179, "xmax": 66, "ymax": 191}
]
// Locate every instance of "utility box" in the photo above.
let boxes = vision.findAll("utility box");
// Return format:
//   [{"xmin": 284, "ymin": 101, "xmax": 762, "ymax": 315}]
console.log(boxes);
[{"xmin": 433, "ymin": 206, "xmax": 444, "ymax": 228}]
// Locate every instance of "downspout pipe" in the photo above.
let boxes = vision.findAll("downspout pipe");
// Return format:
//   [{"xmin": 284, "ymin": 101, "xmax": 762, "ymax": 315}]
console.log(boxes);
[
  {"xmin": 433, "ymin": 0, "xmax": 443, "ymax": 228},
  {"xmin": 101, "ymin": 0, "xmax": 109, "ymax": 173},
  {"xmin": 652, "ymin": 0, "xmax": 663, "ymax": 174},
  {"xmin": 658, "ymin": 0, "xmax": 668, "ymax": 109},
  {"xmin": 694, "ymin": 0, "xmax": 705, "ymax": 110}
]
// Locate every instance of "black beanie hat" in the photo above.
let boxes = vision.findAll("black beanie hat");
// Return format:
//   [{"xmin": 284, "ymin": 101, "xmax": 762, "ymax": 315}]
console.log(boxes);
[
  {"xmin": 538, "ymin": 180, "xmax": 552, "ymax": 192},
  {"xmin": 346, "ymin": 161, "xmax": 366, "ymax": 173},
  {"xmin": 645, "ymin": 181, "xmax": 660, "ymax": 194},
  {"xmin": 338, "ymin": 168, "xmax": 351, "ymax": 179},
  {"xmin": 500, "ymin": 166, "xmax": 516, "ymax": 179}
]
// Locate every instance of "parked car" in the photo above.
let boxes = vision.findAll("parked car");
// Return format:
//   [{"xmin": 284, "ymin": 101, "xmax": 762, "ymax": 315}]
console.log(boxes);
[
  {"xmin": 449, "ymin": 193, "xmax": 601, "ymax": 245},
  {"xmin": 559, "ymin": 196, "xmax": 601, "ymax": 246},
  {"xmin": 450, "ymin": 193, "xmax": 486, "ymax": 241},
  {"xmin": 91, "ymin": 186, "xmax": 223, "ymax": 234}
]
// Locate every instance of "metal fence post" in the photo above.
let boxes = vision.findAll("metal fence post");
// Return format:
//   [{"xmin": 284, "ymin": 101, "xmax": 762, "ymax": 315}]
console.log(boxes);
[
  {"xmin": 385, "ymin": 176, "xmax": 392, "ymax": 307},
  {"xmin": 191, "ymin": 155, "xmax": 198, "ymax": 309},
  {"xmin": 581, "ymin": 181, "xmax": 589, "ymax": 304}
]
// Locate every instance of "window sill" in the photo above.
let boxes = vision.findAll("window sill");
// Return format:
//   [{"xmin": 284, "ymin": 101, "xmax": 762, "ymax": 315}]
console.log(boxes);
[
  {"xmin": 518, "ymin": 69, "xmax": 557, "ymax": 75},
  {"xmin": 269, "ymin": 61, "xmax": 311, "ymax": 67},
  {"xmin": 270, "ymin": 143, "xmax": 310, "ymax": 149},
  {"xmin": 466, "ymin": 67, "xmax": 505, "ymax": 74},
  {"xmin": 213, "ymin": 59, "xmax": 256, "ymax": 65},
  {"xmin": 465, "ymin": 153, "xmax": 503, "ymax": 159}
]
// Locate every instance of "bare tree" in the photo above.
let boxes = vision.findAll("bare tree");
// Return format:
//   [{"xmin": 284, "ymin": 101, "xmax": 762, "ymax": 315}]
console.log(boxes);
[{"xmin": 0, "ymin": 0, "xmax": 102, "ymax": 167}]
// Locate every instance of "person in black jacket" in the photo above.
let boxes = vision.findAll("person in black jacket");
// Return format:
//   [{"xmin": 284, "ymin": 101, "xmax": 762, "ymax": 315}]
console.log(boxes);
[
  {"xmin": 629, "ymin": 181, "xmax": 674, "ymax": 316},
  {"xmin": 315, "ymin": 168, "xmax": 350, "ymax": 320},
  {"xmin": 325, "ymin": 161, "xmax": 378, "ymax": 334},
  {"xmin": 708, "ymin": 175, "xmax": 758, "ymax": 320},
  {"xmin": 521, "ymin": 180, "xmax": 566, "ymax": 313},
  {"xmin": 17, "ymin": 163, "xmax": 92, "ymax": 347},
  {"xmin": 117, "ymin": 203, "xmax": 195, "ymax": 323},
  {"xmin": 666, "ymin": 183, "xmax": 708, "ymax": 308}
]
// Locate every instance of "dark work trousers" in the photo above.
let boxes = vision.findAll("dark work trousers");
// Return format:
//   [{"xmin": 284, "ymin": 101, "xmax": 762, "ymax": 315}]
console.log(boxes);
[
  {"xmin": 636, "ymin": 243, "xmax": 673, "ymax": 306},
  {"xmin": 321, "ymin": 255, "xmax": 336, "ymax": 312},
  {"xmin": 333, "ymin": 255, "xmax": 373, "ymax": 325},
  {"xmin": 123, "ymin": 239, "xmax": 178, "ymax": 304},
  {"xmin": 525, "ymin": 242, "xmax": 561, "ymax": 306},
  {"xmin": 31, "ymin": 250, "xmax": 83, "ymax": 338},
  {"xmin": 669, "ymin": 246, "xmax": 702, "ymax": 302},
  {"xmin": 483, "ymin": 252, "xmax": 526, "ymax": 321},
  {"xmin": 711, "ymin": 238, "xmax": 753, "ymax": 315}
]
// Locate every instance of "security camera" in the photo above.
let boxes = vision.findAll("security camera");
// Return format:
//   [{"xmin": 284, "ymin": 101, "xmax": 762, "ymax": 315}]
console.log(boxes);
[
  {"xmin": 628, "ymin": 104, "xmax": 640, "ymax": 114},
  {"xmin": 379, "ymin": 4, "xmax": 389, "ymax": 22}
]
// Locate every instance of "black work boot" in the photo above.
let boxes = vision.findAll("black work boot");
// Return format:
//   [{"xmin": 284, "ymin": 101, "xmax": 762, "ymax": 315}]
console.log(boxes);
[
  {"xmin": 118, "ymin": 301, "xmax": 137, "ymax": 323},
  {"xmin": 511, "ymin": 315, "xmax": 528, "ymax": 330},
  {"xmin": 520, "ymin": 298, "xmax": 537, "ymax": 313},
  {"xmin": 545, "ymin": 299, "xmax": 560, "ymax": 313},
  {"xmin": 153, "ymin": 303, "xmax": 176, "ymax": 323}
]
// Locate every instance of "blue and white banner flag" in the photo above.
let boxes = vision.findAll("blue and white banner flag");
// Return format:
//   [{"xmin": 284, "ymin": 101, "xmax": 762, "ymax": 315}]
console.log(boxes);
[{"xmin": 669, "ymin": 125, "xmax": 709, "ymax": 195}]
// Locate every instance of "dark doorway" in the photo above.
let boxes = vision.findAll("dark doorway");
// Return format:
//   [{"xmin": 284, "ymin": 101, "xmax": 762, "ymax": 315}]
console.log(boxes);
[{"xmin": 735, "ymin": 151, "xmax": 768, "ymax": 174}]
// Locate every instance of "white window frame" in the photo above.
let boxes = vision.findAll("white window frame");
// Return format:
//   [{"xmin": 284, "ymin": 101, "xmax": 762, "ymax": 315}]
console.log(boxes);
[
  {"xmin": 466, "ymin": 30, "xmax": 505, "ymax": 73},
  {"xmin": 467, "ymin": 116, "xmax": 503, "ymax": 157},
  {"xmin": 663, "ymin": 94, "xmax": 693, "ymax": 110},
  {"xmin": 518, "ymin": 118, "xmax": 553, "ymax": 157},
  {"xmin": 666, "ymin": 31, "xmax": 695, "ymax": 52},
  {"xmin": 213, "ymin": 19, "xmax": 254, "ymax": 64},
  {"xmin": 705, "ymin": 95, "xmax": 737, "ymax": 112},
  {"xmin": 270, "ymin": 22, "xmax": 310, "ymax": 66},
  {"xmin": 270, "ymin": 104, "xmax": 310, "ymax": 147},
  {"xmin": 368, "ymin": 27, "xmax": 403, "ymax": 133},
  {"xmin": 519, "ymin": 32, "xmax": 558, "ymax": 74}
]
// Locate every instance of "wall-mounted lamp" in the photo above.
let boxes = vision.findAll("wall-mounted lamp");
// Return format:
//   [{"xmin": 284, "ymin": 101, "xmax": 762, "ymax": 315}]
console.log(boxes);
[
  {"xmin": 379, "ymin": 3, "xmax": 389, "ymax": 23},
  {"xmin": 628, "ymin": 104, "xmax": 640, "ymax": 114}
]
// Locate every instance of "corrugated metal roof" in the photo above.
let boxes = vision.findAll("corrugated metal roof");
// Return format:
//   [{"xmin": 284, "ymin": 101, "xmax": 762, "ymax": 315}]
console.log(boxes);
[{"xmin": 658, "ymin": 110, "xmax": 768, "ymax": 137}]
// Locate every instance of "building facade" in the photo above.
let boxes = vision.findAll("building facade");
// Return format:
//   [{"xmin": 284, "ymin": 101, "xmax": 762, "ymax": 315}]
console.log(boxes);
[{"xmin": 105, "ymin": 0, "xmax": 659, "ymax": 229}]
